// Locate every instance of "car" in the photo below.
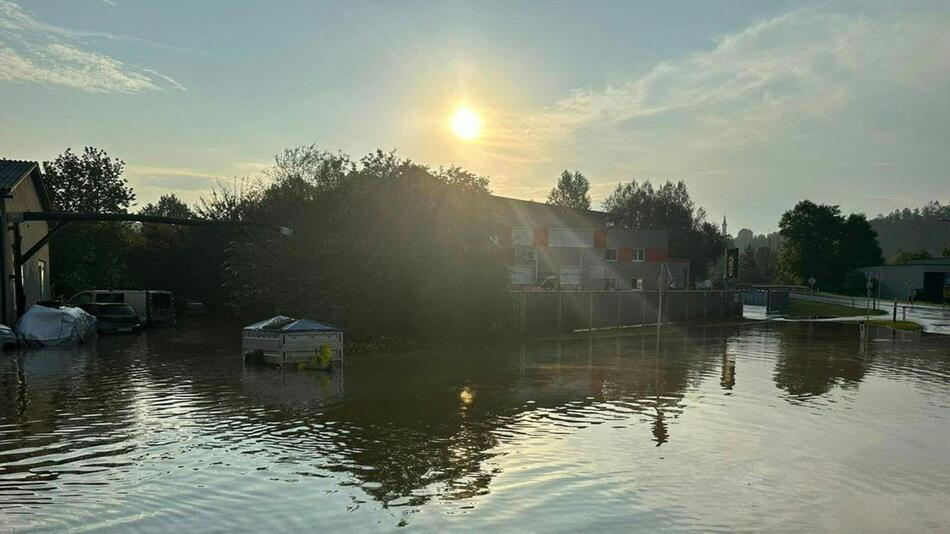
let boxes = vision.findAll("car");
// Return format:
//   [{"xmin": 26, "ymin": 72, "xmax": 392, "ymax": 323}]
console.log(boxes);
[
  {"xmin": 77, "ymin": 303, "xmax": 142, "ymax": 334},
  {"xmin": 69, "ymin": 290, "xmax": 176, "ymax": 327}
]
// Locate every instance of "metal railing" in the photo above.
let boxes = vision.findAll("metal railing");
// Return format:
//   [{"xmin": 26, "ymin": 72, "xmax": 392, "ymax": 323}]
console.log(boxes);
[{"xmin": 508, "ymin": 290, "xmax": 742, "ymax": 333}]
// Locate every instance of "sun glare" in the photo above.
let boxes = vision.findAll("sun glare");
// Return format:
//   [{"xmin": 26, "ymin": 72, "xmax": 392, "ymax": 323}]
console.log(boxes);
[{"xmin": 450, "ymin": 106, "xmax": 482, "ymax": 141}]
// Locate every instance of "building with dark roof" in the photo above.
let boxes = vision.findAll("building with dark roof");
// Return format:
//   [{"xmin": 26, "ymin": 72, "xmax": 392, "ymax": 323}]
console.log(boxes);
[{"xmin": 0, "ymin": 159, "xmax": 52, "ymax": 324}]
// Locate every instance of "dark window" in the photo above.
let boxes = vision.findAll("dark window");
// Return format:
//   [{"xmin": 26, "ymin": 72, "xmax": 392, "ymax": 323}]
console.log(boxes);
[
  {"xmin": 605, "ymin": 248, "xmax": 618, "ymax": 261},
  {"xmin": 96, "ymin": 293, "xmax": 124, "ymax": 303},
  {"xmin": 100, "ymin": 304, "xmax": 136, "ymax": 316},
  {"xmin": 150, "ymin": 293, "xmax": 173, "ymax": 308}
]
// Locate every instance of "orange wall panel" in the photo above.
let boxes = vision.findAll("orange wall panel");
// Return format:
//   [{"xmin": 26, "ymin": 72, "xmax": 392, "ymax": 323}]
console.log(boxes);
[
  {"xmin": 533, "ymin": 227, "xmax": 549, "ymax": 247},
  {"xmin": 646, "ymin": 248, "xmax": 668, "ymax": 262}
]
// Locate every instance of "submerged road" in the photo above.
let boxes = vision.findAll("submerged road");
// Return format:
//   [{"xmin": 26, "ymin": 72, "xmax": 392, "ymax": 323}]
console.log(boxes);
[{"xmin": 790, "ymin": 292, "xmax": 950, "ymax": 335}]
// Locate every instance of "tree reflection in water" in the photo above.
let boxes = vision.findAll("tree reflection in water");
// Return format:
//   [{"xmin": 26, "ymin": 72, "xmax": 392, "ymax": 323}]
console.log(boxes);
[{"xmin": 1, "ymin": 320, "xmax": 947, "ymax": 522}]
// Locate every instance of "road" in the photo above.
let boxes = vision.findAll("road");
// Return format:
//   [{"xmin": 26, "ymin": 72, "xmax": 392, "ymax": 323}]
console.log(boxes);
[{"xmin": 791, "ymin": 292, "xmax": 950, "ymax": 335}]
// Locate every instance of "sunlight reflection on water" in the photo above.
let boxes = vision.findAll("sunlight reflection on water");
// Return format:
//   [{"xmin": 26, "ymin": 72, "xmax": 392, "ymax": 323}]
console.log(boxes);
[{"xmin": 1, "ymin": 321, "xmax": 949, "ymax": 531}]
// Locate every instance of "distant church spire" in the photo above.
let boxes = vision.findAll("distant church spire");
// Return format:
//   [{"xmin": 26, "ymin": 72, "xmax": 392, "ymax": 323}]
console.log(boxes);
[{"xmin": 722, "ymin": 215, "xmax": 728, "ymax": 237}]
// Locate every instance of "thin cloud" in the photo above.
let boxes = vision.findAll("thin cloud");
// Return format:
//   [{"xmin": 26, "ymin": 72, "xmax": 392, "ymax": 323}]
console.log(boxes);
[
  {"xmin": 0, "ymin": 0, "xmax": 186, "ymax": 93},
  {"xmin": 484, "ymin": 7, "xmax": 950, "ymax": 193},
  {"xmin": 143, "ymin": 69, "xmax": 186, "ymax": 92}
]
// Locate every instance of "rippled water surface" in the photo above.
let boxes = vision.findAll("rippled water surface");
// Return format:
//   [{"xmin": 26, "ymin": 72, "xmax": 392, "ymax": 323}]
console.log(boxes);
[{"xmin": 2, "ymin": 321, "xmax": 949, "ymax": 532}]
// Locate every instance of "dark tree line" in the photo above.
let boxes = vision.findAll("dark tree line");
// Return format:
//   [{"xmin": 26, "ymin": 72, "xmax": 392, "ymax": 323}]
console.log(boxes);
[
  {"xmin": 42, "ymin": 146, "xmax": 510, "ymax": 341},
  {"xmin": 869, "ymin": 201, "xmax": 950, "ymax": 258}
]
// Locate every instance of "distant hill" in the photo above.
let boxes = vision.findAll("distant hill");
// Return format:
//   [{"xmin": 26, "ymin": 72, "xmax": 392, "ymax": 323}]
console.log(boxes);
[{"xmin": 869, "ymin": 201, "xmax": 950, "ymax": 258}]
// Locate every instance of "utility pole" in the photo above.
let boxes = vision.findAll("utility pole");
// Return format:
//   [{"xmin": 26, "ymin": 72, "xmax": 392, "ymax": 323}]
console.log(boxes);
[{"xmin": 0, "ymin": 190, "xmax": 9, "ymax": 326}]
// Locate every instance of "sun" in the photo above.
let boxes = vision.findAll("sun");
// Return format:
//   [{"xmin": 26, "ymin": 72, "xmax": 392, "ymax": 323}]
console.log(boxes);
[{"xmin": 450, "ymin": 106, "xmax": 482, "ymax": 141}]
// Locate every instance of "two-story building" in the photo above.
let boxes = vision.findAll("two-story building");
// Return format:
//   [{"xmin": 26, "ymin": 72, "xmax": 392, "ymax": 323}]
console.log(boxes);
[
  {"xmin": 492, "ymin": 196, "xmax": 689, "ymax": 290},
  {"xmin": 604, "ymin": 229, "xmax": 689, "ymax": 290},
  {"xmin": 0, "ymin": 159, "xmax": 53, "ymax": 325}
]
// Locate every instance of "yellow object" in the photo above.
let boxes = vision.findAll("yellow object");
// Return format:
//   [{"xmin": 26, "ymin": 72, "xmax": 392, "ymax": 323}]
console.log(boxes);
[{"xmin": 310, "ymin": 342, "xmax": 332, "ymax": 370}]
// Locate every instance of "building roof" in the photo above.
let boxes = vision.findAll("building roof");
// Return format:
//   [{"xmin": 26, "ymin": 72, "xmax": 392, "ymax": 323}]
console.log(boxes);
[
  {"xmin": 905, "ymin": 258, "xmax": 950, "ymax": 266},
  {"xmin": 0, "ymin": 159, "xmax": 53, "ymax": 211},
  {"xmin": 0, "ymin": 159, "xmax": 38, "ymax": 190},
  {"xmin": 491, "ymin": 195, "xmax": 612, "ymax": 229},
  {"xmin": 864, "ymin": 259, "xmax": 950, "ymax": 270},
  {"xmin": 244, "ymin": 315, "xmax": 341, "ymax": 332}
]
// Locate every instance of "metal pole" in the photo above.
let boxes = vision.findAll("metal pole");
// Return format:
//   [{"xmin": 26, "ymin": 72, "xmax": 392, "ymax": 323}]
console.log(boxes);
[
  {"xmin": 11, "ymin": 223, "xmax": 25, "ymax": 319},
  {"xmin": 616, "ymin": 291, "xmax": 622, "ymax": 326},
  {"xmin": 0, "ymin": 194, "xmax": 7, "ymax": 325},
  {"xmin": 588, "ymin": 291, "xmax": 593, "ymax": 330},
  {"xmin": 520, "ymin": 291, "xmax": 526, "ymax": 333}
]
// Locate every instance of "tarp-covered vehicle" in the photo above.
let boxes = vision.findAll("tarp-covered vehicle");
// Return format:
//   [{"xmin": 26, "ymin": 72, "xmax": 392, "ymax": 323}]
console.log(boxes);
[{"xmin": 16, "ymin": 305, "xmax": 97, "ymax": 347}]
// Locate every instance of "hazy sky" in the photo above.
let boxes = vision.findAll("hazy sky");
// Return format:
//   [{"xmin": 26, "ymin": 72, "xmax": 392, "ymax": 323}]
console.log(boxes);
[{"xmin": 1, "ymin": 0, "xmax": 948, "ymax": 232}]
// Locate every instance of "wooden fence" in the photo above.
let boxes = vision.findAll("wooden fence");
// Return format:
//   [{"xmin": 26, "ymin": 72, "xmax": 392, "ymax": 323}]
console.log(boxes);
[{"xmin": 509, "ymin": 290, "xmax": 742, "ymax": 333}]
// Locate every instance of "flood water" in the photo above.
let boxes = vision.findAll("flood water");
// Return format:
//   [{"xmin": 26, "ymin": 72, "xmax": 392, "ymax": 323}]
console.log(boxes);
[{"xmin": 2, "ymin": 321, "xmax": 949, "ymax": 532}]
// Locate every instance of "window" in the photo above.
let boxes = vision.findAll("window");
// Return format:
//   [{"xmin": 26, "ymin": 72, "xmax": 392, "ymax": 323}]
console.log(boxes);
[
  {"xmin": 631, "ymin": 278, "xmax": 644, "ymax": 290},
  {"xmin": 511, "ymin": 227, "xmax": 533, "ymax": 247},
  {"xmin": 605, "ymin": 277, "xmax": 617, "ymax": 290},
  {"xmin": 510, "ymin": 264, "xmax": 535, "ymax": 285},
  {"xmin": 633, "ymin": 248, "xmax": 645, "ymax": 262},
  {"xmin": 605, "ymin": 248, "xmax": 618, "ymax": 261},
  {"xmin": 549, "ymin": 228, "xmax": 594, "ymax": 248}
]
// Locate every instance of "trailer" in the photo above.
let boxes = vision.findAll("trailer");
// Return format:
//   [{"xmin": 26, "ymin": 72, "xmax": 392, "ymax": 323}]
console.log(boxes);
[{"xmin": 242, "ymin": 316, "xmax": 343, "ymax": 369}]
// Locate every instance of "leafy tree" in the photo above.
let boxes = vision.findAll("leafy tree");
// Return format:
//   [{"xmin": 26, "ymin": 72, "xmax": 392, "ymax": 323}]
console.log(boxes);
[
  {"xmin": 547, "ymin": 170, "xmax": 591, "ymax": 210},
  {"xmin": 943, "ymin": 245, "xmax": 950, "ymax": 258},
  {"xmin": 892, "ymin": 249, "xmax": 933, "ymax": 265},
  {"xmin": 140, "ymin": 194, "xmax": 193, "ymax": 218},
  {"xmin": 43, "ymin": 147, "xmax": 137, "ymax": 298},
  {"xmin": 753, "ymin": 245, "xmax": 778, "ymax": 283},
  {"xmin": 839, "ymin": 214, "xmax": 883, "ymax": 271},
  {"xmin": 43, "ymin": 147, "xmax": 135, "ymax": 213},
  {"xmin": 739, "ymin": 244, "xmax": 759, "ymax": 282},
  {"xmin": 778, "ymin": 201, "xmax": 845, "ymax": 287},
  {"xmin": 269, "ymin": 145, "xmax": 355, "ymax": 193},
  {"xmin": 603, "ymin": 179, "xmax": 725, "ymax": 280},
  {"xmin": 778, "ymin": 200, "xmax": 883, "ymax": 290},
  {"xmin": 220, "ymin": 148, "xmax": 510, "ymax": 340},
  {"xmin": 842, "ymin": 271, "xmax": 872, "ymax": 296}
]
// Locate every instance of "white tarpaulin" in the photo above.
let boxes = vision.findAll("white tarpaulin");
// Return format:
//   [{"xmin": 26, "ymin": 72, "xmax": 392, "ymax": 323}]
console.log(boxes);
[{"xmin": 16, "ymin": 305, "xmax": 97, "ymax": 346}]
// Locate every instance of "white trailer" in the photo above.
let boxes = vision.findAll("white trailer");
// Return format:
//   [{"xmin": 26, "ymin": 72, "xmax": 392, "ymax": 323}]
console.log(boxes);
[{"xmin": 242, "ymin": 316, "xmax": 343, "ymax": 368}]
